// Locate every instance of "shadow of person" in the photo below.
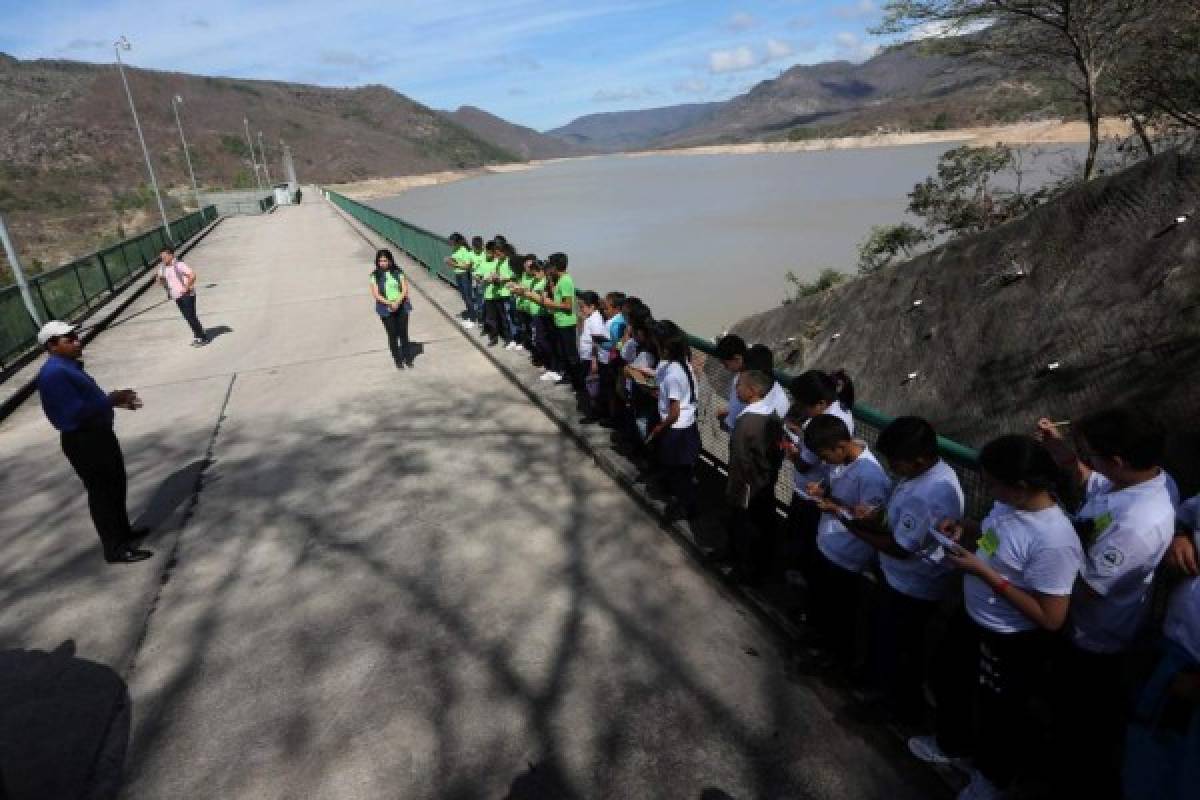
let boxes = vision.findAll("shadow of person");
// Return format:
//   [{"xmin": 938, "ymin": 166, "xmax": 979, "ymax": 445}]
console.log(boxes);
[
  {"xmin": 132, "ymin": 458, "xmax": 207, "ymax": 534},
  {"xmin": 202, "ymin": 325, "xmax": 234, "ymax": 342},
  {"xmin": 0, "ymin": 640, "xmax": 130, "ymax": 800},
  {"xmin": 502, "ymin": 760, "xmax": 576, "ymax": 800},
  {"xmin": 407, "ymin": 341, "xmax": 426, "ymax": 364}
]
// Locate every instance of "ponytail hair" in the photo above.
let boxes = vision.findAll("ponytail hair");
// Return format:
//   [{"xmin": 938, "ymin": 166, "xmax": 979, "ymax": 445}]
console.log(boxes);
[
  {"xmin": 979, "ymin": 435, "xmax": 1066, "ymax": 497},
  {"xmin": 653, "ymin": 319, "xmax": 690, "ymax": 371},
  {"xmin": 790, "ymin": 370, "xmax": 837, "ymax": 408},
  {"xmin": 831, "ymin": 369, "xmax": 855, "ymax": 411}
]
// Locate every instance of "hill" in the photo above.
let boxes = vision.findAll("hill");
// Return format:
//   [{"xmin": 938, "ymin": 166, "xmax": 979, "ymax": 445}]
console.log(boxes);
[
  {"xmin": 547, "ymin": 40, "xmax": 1072, "ymax": 151},
  {"xmin": 442, "ymin": 105, "xmax": 577, "ymax": 160},
  {"xmin": 546, "ymin": 103, "xmax": 722, "ymax": 152},
  {"xmin": 726, "ymin": 149, "xmax": 1200, "ymax": 490},
  {"xmin": 0, "ymin": 54, "xmax": 518, "ymax": 274}
]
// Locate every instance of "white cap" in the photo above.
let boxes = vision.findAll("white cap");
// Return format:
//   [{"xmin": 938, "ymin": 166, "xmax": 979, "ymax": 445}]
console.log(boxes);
[{"xmin": 37, "ymin": 320, "xmax": 78, "ymax": 346}]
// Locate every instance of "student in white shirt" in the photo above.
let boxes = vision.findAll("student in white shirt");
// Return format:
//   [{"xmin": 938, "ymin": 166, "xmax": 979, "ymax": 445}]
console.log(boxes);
[
  {"xmin": 576, "ymin": 291, "xmax": 607, "ymax": 425},
  {"xmin": 1036, "ymin": 408, "xmax": 1175, "ymax": 798},
  {"xmin": 908, "ymin": 435, "xmax": 1082, "ymax": 800},
  {"xmin": 646, "ymin": 320, "xmax": 701, "ymax": 521},
  {"xmin": 801, "ymin": 414, "xmax": 891, "ymax": 672},
  {"xmin": 1124, "ymin": 494, "xmax": 1200, "ymax": 800},
  {"xmin": 714, "ymin": 333, "xmax": 748, "ymax": 433},
  {"xmin": 844, "ymin": 416, "xmax": 965, "ymax": 724},
  {"xmin": 781, "ymin": 369, "xmax": 856, "ymax": 589}
]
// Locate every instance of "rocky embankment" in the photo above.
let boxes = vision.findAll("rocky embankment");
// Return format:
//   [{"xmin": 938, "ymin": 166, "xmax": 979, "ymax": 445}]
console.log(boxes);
[{"xmin": 730, "ymin": 150, "xmax": 1200, "ymax": 489}]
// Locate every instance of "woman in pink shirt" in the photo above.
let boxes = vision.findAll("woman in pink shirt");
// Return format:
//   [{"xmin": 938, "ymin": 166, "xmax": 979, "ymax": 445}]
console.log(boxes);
[{"xmin": 158, "ymin": 246, "xmax": 208, "ymax": 346}]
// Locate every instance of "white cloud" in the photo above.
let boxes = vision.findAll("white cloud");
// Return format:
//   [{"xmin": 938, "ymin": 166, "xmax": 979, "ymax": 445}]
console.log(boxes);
[
  {"xmin": 765, "ymin": 38, "xmax": 792, "ymax": 60},
  {"xmin": 592, "ymin": 87, "xmax": 650, "ymax": 103},
  {"xmin": 674, "ymin": 77, "xmax": 709, "ymax": 94},
  {"xmin": 726, "ymin": 11, "xmax": 755, "ymax": 32},
  {"xmin": 832, "ymin": 0, "xmax": 877, "ymax": 20},
  {"xmin": 833, "ymin": 32, "xmax": 879, "ymax": 62},
  {"xmin": 709, "ymin": 45, "xmax": 758, "ymax": 74}
]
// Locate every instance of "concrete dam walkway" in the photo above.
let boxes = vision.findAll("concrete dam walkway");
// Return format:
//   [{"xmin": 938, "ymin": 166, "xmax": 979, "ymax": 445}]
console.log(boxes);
[{"xmin": 0, "ymin": 200, "xmax": 942, "ymax": 799}]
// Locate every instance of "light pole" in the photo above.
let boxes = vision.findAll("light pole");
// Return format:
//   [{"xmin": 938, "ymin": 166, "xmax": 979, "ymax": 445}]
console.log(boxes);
[
  {"xmin": 257, "ymin": 131, "xmax": 273, "ymax": 186},
  {"xmin": 171, "ymin": 94, "xmax": 202, "ymax": 211},
  {"xmin": 114, "ymin": 36, "xmax": 173, "ymax": 243},
  {"xmin": 0, "ymin": 212, "xmax": 42, "ymax": 328},
  {"xmin": 243, "ymin": 117, "xmax": 263, "ymax": 190}
]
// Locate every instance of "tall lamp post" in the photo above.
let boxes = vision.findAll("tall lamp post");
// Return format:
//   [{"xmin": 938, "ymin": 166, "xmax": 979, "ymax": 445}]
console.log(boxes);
[
  {"xmin": 171, "ymin": 95, "xmax": 202, "ymax": 211},
  {"xmin": 243, "ymin": 117, "xmax": 263, "ymax": 190},
  {"xmin": 257, "ymin": 130, "xmax": 273, "ymax": 186},
  {"xmin": 114, "ymin": 36, "xmax": 173, "ymax": 243}
]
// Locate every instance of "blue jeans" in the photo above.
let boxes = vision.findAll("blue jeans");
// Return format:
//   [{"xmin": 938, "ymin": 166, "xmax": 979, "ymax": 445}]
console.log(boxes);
[{"xmin": 455, "ymin": 273, "xmax": 475, "ymax": 320}]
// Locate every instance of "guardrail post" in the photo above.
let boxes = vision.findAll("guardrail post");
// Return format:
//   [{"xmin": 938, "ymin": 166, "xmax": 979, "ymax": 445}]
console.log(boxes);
[
  {"xmin": 97, "ymin": 251, "xmax": 114, "ymax": 294},
  {"xmin": 74, "ymin": 263, "xmax": 90, "ymax": 310},
  {"xmin": 34, "ymin": 280, "xmax": 51, "ymax": 320}
]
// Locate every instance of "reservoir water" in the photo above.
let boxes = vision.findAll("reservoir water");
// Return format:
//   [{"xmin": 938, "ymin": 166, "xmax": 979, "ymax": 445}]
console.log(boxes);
[{"xmin": 371, "ymin": 144, "xmax": 1078, "ymax": 334}]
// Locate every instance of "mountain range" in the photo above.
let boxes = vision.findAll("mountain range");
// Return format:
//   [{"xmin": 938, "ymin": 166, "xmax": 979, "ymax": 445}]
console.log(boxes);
[{"xmin": 0, "ymin": 37, "xmax": 1070, "ymax": 273}]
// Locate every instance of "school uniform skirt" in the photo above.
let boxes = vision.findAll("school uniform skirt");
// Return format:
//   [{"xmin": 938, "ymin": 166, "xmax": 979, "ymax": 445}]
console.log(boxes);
[{"xmin": 656, "ymin": 422, "xmax": 701, "ymax": 466}]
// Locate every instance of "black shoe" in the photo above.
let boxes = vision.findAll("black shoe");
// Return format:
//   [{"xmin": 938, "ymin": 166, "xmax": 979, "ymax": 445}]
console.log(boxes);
[
  {"xmin": 124, "ymin": 526, "xmax": 150, "ymax": 542},
  {"xmin": 488, "ymin": 339, "xmax": 498, "ymax": 347},
  {"xmin": 395, "ymin": 360, "xmax": 406, "ymax": 369},
  {"xmin": 405, "ymin": 358, "xmax": 415, "ymax": 368},
  {"xmin": 105, "ymin": 547, "xmax": 153, "ymax": 564},
  {"xmin": 579, "ymin": 415, "xmax": 602, "ymax": 425},
  {"xmin": 663, "ymin": 502, "xmax": 697, "ymax": 522}
]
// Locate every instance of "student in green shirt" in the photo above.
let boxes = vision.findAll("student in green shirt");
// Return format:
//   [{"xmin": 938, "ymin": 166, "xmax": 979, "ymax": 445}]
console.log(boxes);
[
  {"xmin": 478, "ymin": 240, "xmax": 504, "ymax": 347},
  {"xmin": 511, "ymin": 254, "xmax": 537, "ymax": 354},
  {"xmin": 444, "ymin": 232, "xmax": 477, "ymax": 328},
  {"xmin": 494, "ymin": 244, "xmax": 516, "ymax": 348},
  {"xmin": 468, "ymin": 236, "xmax": 486, "ymax": 327},
  {"xmin": 538, "ymin": 252, "xmax": 584, "ymax": 404},
  {"xmin": 368, "ymin": 248, "xmax": 412, "ymax": 369},
  {"xmin": 514, "ymin": 258, "xmax": 554, "ymax": 377}
]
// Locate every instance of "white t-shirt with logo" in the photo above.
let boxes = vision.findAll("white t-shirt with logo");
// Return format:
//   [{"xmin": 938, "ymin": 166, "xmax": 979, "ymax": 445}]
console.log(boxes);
[
  {"xmin": 879, "ymin": 459, "xmax": 967, "ymax": 601},
  {"xmin": 788, "ymin": 402, "xmax": 855, "ymax": 498},
  {"xmin": 964, "ymin": 503, "xmax": 1083, "ymax": 634},
  {"xmin": 578, "ymin": 310, "xmax": 606, "ymax": 360},
  {"xmin": 655, "ymin": 361, "xmax": 698, "ymax": 429},
  {"xmin": 1164, "ymin": 496, "xmax": 1200, "ymax": 663},
  {"xmin": 816, "ymin": 446, "xmax": 892, "ymax": 573},
  {"xmin": 1068, "ymin": 471, "xmax": 1176, "ymax": 653}
]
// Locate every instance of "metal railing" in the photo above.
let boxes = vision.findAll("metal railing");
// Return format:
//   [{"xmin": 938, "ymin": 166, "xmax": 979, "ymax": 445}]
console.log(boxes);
[
  {"xmin": 322, "ymin": 187, "xmax": 985, "ymax": 515},
  {"xmin": 0, "ymin": 205, "xmax": 218, "ymax": 366}
]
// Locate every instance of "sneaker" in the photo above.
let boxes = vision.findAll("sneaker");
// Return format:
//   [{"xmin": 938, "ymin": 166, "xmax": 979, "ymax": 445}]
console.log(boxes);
[
  {"xmin": 907, "ymin": 736, "xmax": 968, "ymax": 770},
  {"xmin": 514, "ymin": 343, "xmax": 526, "ymax": 352},
  {"xmin": 191, "ymin": 337, "xmax": 208, "ymax": 347},
  {"xmin": 504, "ymin": 341, "xmax": 517, "ymax": 351},
  {"xmin": 460, "ymin": 320, "xmax": 475, "ymax": 328},
  {"xmin": 540, "ymin": 371, "xmax": 561, "ymax": 382},
  {"xmin": 958, "ymin": 769, "xmax": 1003, "ymax": 800}
]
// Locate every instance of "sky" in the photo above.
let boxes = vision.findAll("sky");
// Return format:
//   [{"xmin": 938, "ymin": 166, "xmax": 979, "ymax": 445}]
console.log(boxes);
[{"xmin": 0, "ymin": 0, "xmax": 900, "ymax": 130}]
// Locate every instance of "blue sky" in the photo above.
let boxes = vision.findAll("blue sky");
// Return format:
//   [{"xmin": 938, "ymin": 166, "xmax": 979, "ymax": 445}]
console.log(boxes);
[{"xmin": 0, "ymin": 0, "xmax": 895, "ymax": 130}]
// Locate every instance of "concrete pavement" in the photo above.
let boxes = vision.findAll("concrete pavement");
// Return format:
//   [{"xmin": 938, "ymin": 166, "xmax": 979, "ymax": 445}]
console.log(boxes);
[{"xmin": 0, "ymin": 199, "xmax": 944, "ymax": 799}]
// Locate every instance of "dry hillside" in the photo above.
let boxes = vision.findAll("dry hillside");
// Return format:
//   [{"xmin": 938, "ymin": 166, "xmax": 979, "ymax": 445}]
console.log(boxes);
[
  {"xmin": 0, "ymin": 54, "xmax": 516, "ymax": 274},
  {"xmin": 729, "ymin": 150, "xmax": 1200, "ymax": 491}
]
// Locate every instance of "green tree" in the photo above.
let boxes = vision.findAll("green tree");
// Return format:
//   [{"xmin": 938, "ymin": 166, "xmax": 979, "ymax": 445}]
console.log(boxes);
[
  {"xmin": 877, "ymin": 1, "xmax": 1158, "ymax": 180},
  {"xmin": 905, "ymin": 144, "xmax": 1035, "ymax": 235},
  {"xmin": 857, "ymin": 223, "xmax": 930, "ymax": 274},
  {"xmin": 784, "ymin": 268, "xmax": 847, "ymax": 303}
]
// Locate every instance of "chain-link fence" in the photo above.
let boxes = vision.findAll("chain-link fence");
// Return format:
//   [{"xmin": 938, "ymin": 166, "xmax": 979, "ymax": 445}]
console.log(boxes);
[
  {"xmin": 323, "ymin": 186, "xmax": 986, "ymax": 516},
  {"xmin": 0, "ymin": 205, "xmax": 217, "ymax": 366}
]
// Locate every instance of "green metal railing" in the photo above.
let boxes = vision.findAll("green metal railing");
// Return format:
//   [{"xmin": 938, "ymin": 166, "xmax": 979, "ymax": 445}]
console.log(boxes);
[
  {"xmin": 0, "ymin": 205, "xmax": 218, "ymax": 366},
  {"xmin": 323, "ymin": 187, "xmax": 985, "ymax": 515}
]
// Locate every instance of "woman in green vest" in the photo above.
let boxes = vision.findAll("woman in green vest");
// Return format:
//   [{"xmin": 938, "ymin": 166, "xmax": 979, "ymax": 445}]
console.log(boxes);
[{"xmin": 369, "ymin": 249, "xmax": 412, "ymax": 369}]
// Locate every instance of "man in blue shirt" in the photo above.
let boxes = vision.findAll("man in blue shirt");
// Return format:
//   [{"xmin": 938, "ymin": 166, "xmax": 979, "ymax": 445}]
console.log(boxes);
[{"xmin": 35, "ymin": 320, "xmax": 153, "ymax": 564}]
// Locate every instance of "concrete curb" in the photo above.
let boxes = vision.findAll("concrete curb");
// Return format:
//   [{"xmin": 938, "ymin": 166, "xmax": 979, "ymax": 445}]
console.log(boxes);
[{"xmin": 0, "ymin": 216, "xmax": 226, "ymax": 424}]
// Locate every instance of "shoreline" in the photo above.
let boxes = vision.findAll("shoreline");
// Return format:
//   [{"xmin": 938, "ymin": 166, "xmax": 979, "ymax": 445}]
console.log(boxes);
[{"xmin": 332, "ymin": 118, "xmax": 1128, "ymax": 200}]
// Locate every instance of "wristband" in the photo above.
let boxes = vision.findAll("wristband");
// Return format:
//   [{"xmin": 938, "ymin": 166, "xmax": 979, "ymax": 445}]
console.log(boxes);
[{"xmin": 992, "ymin": 577, "xmax": 1010, "ymax": 594}]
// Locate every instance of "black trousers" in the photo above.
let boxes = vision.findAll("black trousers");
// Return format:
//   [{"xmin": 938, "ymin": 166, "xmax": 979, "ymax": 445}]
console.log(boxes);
[
  {"xmin": 1053, "ymin": 642, "xmax": 1129, "ymax": 799},
  {"xmin": 809, "ymin": 554, "xmax": 866, "ymax": 669},
  {"xmin": 552, "ymin": 325, "xmax": 585, "ymax": 400},
  {"xmin": 530, "ymin": 316, "xmax": 551, "ymax": 367},
  {"xmin": 483, "ymin": 298, "xmax": 510, "ymax": 343},
  {"xmin": 380, "ymin": 310, "xmax": 410, "ymax": 364},
  {"xmin": 176, "ymin": 293, "xmax": 205, "ymax": 340},
  {"xmin": 932, "ymin": 609, "xmax": 1047, "ymax": 789},
  {"xmin": 729, "ymin": 486, "xmax": 779, "ymax": 579},
  {"xmin": 61, "ymin": 427, "xmax": 133, "ymax": 552},
  {"xmin": 787, "ymin": 494, "xmax": 822, "ymax": 582},
  {"xmin": 871, "ymin": 583, "xmax": 937, "ymax": 723}
]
